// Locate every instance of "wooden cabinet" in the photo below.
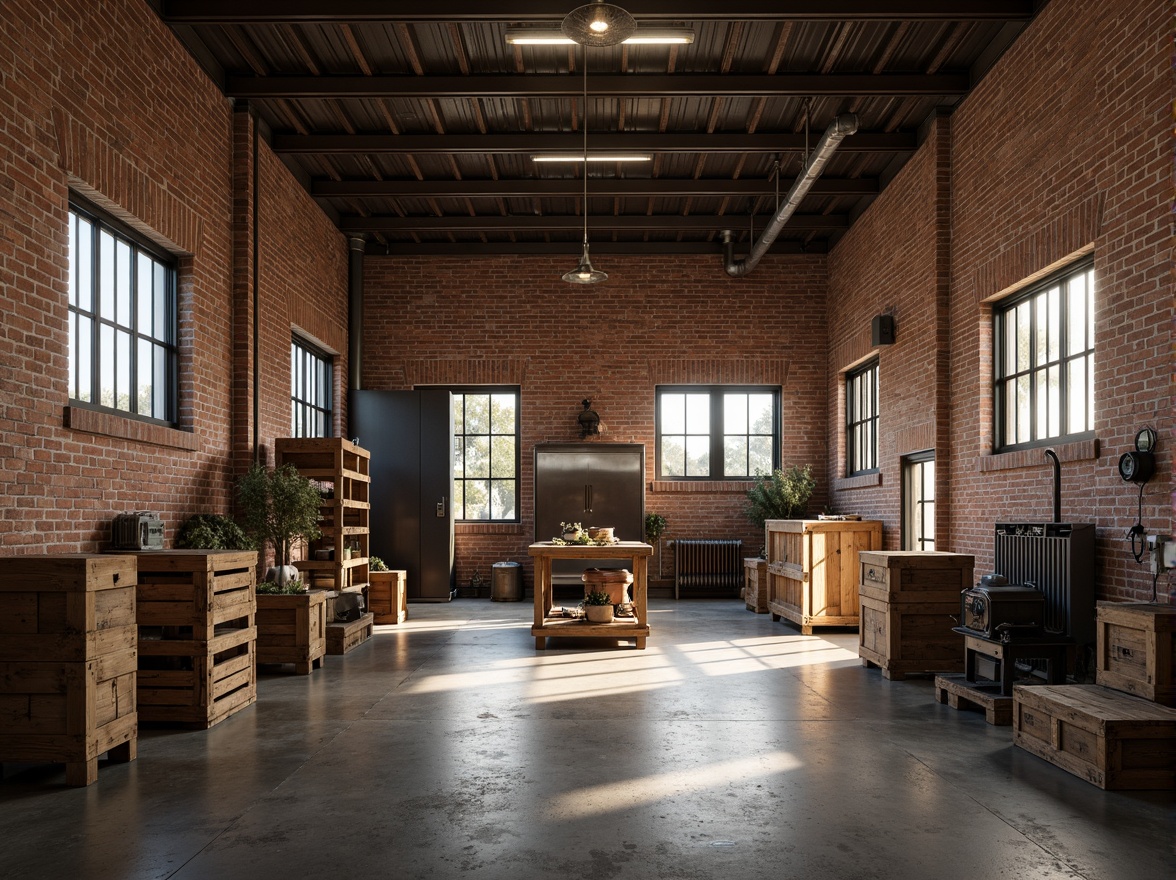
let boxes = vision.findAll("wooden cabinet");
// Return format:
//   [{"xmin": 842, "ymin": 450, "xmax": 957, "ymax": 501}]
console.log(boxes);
[
  {"xmin": 858, "ymin": 550, "xmax": 974, "ymax": 680},
  {"xmin": 276, "ymin": 437, "xmax": 371, "ymax": 602},
  {"xmin": 764, "ymin": 519, "xmax": 882, "ymax": 634},
  {"xmin": 130, "ymin": 550, "xmax": 257, "ymax": 729},
  {"xmin": 0, "ymin": 554, "xmax": 138, "ymax": 785}
]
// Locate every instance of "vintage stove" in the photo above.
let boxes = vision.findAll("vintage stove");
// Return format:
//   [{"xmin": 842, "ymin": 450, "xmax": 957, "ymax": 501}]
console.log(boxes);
[{"xmin": 959, "ymin": 575, "xmax": 1045, "ymax": 643}]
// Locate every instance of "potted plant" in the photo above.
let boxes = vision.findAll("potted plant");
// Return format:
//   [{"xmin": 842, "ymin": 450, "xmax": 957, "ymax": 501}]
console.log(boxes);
[
  {"xmin": 175, "ymin": 513, "xmax": 252, "ymax": 551},
  {"xmin": 582, "ymin": 589, "xmax": 615, "ymax": 624},
  {"xmin": 237, "ymin": 461, "xmax": 323, "ymax": 587},
  {"xmin": 560, "ymin": 521, "xmax": 584, "ymax": 541},
  {"xmin": 745, "ymin": 465, "xmax": 816, "ymax": 529},
  {"xmin": 644, "ymin": 511, "xmax": 668, "ymax": 578}
]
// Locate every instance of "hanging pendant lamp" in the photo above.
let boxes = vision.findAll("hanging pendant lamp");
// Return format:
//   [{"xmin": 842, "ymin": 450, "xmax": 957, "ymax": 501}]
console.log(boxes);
[
  {"xmin": 561, "ymin": 2, "xmax": 636, "ymax": 48},
  {"xmin": 562, "ymin": 48, "xmax": 607, "ymax": 284}
]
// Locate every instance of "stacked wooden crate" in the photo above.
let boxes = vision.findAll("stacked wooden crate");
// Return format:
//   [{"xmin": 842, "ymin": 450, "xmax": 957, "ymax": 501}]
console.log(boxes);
[
  {"xmin": 368, "ymin": 569, "xmax": 407, "ymax": 624},
  {"xmin": 131, "ymin": 550, "xmax": 257, "ymax": 729},
  {"xmin": 764, "ymin": 519, "xmax": 882, "ymax": 634},
  {"xmin": 1012, "ymin": 603, "xmax": 1176, "ymax": 790},
  {"xmin": 0, "ymin": 555, "xmax": 138, "ymax": 785},
  {"xmin": 858, "ymin": 551, "xmax": 973, "ymax": 680}
]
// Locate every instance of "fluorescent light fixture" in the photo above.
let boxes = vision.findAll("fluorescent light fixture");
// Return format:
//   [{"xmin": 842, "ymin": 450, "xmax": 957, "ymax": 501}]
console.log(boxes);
[
  {"xmin": 505, "ymin": 27, "xmax": 694, "ymax": 46},
  {"xmin": 532, "ymin": 153, "xmax": 653, "ymax": 163}
]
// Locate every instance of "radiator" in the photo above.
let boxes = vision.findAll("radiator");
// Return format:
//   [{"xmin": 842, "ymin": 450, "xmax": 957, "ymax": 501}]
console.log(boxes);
[
  {"xmin": 992, "ymin": 522, "xmax": 1096, "ymax": 648},
  {"xmin": 674, "ymin": 539, "xmax": 743, "ymax": 599}
]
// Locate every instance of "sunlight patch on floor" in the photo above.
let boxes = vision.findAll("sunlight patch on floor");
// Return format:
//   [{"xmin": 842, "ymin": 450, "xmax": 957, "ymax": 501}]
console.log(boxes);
[{"xmin": 548, "ymin": 751, "xmax": 803, "ymax": 820}]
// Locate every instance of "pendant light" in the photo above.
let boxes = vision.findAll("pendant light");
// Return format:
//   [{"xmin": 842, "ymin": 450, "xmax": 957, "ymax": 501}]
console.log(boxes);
[
  {"xmin": 561, "ymin": 2, "xmax": 636, "ymax": 48},
  {"xmin": 562, "ymin": 48, "xmax": 607, "ymax": 285}
]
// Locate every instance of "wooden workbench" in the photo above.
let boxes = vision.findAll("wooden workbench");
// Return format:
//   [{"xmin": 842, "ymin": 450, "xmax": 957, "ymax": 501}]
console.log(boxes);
[{"xmin": 529, "ymin": 541, "xmax": 651, "ymax": 650}]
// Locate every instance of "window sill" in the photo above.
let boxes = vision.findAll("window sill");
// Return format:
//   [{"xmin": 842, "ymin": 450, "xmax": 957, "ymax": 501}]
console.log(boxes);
[
  {"xmin": 455, "ymin": 522, "xmax": 524, "ymax": 535},
  {"xmin": 832, "ymin": 472, "xmax": 882, "ymax": 491},
  {"xmin": 63, "ymin": 406, "xmax": 198, "ymax": 451},
  {"xmin": 648, "ymin": 480, "xmax": 755, "ymax": 493},
  {"xmin": 979, "ymin": 437, "xmax": 1100, "ymax": 472}
]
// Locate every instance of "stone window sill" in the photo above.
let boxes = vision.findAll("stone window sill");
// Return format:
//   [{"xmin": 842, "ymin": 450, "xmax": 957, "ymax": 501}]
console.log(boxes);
[{"xmin": 63, "ymin": 405, "xmax": 198, "ymax": 451}]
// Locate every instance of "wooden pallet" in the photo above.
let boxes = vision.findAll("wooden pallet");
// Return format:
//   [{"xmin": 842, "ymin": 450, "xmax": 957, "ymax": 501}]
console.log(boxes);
[
  {"xmin": 0, "ymin": 554, "xmax": 139, "ymax": 785},
  {"xmin": 326, "ymin": 612, "xmax": 374, "ymax": 655},
  {"xmin": 934, "ymin": 673, "xmax": 1013, "ymax": 725}
]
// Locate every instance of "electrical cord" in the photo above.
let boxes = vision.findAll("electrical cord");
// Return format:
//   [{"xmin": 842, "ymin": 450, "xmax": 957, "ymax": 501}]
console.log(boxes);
[{"xmin": 1128, "ymin": 480, "xmax": 1147, "ymax": 564}]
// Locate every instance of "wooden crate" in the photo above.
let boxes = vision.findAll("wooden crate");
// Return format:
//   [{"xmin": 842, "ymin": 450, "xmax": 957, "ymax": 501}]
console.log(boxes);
[
  {"xmin": 0, "ymin": 554, "xmax": 138, "ymax": 785},
  {"xmin": 129, "ymin": 550, "xmax": 257, "ymax": 728},
  {"xmin": 743, "ymin": 558, "xmax": 769, "ymax": 613},
  {"xmin": 1013, "ymin": 684, "xmax": 1176, "ymax": 790},
  {"xmin": 326, "ymin": 612, "xmax": 374, "ymax": 655},
  {"xmin": 858, "ymin": 551, "xmax": 973, "ymax": 680},
  {"xmin": 256, "ymin": 590, "xmax": 327, "ymax": 674},
  {"xmin": 764, "ymin": 519, "xmax": 882, "ymax": 634},
  {"xmin": 1095, "ymin": 602, "xmax": 1176, "ymax": 706},
  {"xmin": 368, "ymin": 570, "xmax": 407, "ymax": 624}
]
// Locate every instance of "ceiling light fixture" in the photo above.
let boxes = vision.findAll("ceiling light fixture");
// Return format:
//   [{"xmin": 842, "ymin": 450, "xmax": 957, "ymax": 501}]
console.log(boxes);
[
  {"xmin": 560, "ymin": 2, "xmax": 636, "ymax": 48},
  {"xmin": 532, "ymin": 153, "xmax": 653, "ymax": 163},
  {"xmin": 505, "ymin": 27, "xmax": 694, "ymax": 46},
  {"xmin": 562, "ymin": 49, "xmax": 607, "ymax": 285}
]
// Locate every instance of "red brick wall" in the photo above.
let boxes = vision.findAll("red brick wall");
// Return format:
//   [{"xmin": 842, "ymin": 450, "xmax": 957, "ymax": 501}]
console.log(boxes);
[
  {"xmin": 361, "ymin": 254, "xmax": 828, "ymax": 588},
  {"xmin": 0, "ymin": 0, "xmax": 347, "ymax": 552},
  {"xmin": 825, "ymin": 0, "xmax": 1170, "ymax": 602}
]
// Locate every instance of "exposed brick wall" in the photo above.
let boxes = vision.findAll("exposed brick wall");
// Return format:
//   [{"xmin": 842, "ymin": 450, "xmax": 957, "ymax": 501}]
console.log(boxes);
[
  {"xmin": 825, "ymin": 0, "xmax": 1170, "ymax": 602},
  {"xmin": 362, "ymin": 254, "xmax": 828, "ymax": 587},
  {"xmin": 0, "ymin": 0, "xmax": 348, "ymax": 552}
]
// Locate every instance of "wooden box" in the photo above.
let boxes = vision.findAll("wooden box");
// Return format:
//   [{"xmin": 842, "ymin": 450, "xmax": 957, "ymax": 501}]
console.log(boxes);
[
  {"xmin": 858, "ymin": 551, "xmax": 973, "ymax": 680},
  {"xmin": 743, "ymin": 558, "xmax": 769, "ymax": 613},
  {"xmin": 326, "ymin": 612, "xmax": 374, "ymax": 655},
  {"xmin": 129, "ymin": 550, "xmax": 257, "ymax": 728},
  {"xmin": 256, "ymin": 590, "xmax": 327, "ymax": 674},
  {"xmin": 0, "ymin": 554, "xmax": 138, "ymax": 785},
  {"xmin": 368, "ymin": 570, "xmax": 407, "ymax": 624},
  {"xmin": 1095, "ymin": 602, "xmax": 1176, "ymax": 706},
  {"xmin": 1013, "ymin": 684, "xmax": 1176, "ymax": 790},
  {"xmin": 764, "ymin": 519, "xmax": 882, "ymax": 634}
]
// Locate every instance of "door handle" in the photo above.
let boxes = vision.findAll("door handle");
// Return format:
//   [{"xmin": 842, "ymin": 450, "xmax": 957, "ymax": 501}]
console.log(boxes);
[
  {"xmin": 436, "ymin": 496, "xmax": 446, "ymax": 517},
  {"xmin": 585, "ymin": 484, "xmax": 592, "ymax": 513}
]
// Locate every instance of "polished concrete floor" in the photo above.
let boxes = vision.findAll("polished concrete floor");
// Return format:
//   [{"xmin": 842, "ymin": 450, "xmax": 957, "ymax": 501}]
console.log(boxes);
[{"xmin": 2, "ymin": 599, "xmax": 1173, "ymax": 880}]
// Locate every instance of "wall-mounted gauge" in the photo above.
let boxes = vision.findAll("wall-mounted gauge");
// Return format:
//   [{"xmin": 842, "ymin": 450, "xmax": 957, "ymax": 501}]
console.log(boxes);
[{"xmin": 1134, "ymin": 426, "xmax": 1157, "ymax": 453}]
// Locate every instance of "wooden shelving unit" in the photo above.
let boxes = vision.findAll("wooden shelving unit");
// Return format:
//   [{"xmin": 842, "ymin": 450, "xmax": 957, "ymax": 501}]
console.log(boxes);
[{"xmin": 275, "ymin": 438, "xmax": 371, "ymax": 603}]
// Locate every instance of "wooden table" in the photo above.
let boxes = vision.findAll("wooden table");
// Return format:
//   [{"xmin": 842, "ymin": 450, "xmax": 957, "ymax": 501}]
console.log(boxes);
[{"xmin": 529, "ymin": 542, "xmax": 651, "ymax": 650}]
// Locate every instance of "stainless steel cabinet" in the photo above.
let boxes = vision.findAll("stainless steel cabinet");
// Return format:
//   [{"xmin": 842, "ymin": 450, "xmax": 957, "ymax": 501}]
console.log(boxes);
[{"xmin": 534, "ymin": 443, "xmax": 645, "ymax": 588}]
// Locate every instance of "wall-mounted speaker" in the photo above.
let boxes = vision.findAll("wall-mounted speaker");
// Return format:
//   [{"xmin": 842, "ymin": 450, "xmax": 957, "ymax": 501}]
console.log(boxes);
[{"xmin": 871, "ymin": 314, "xmax": 895, "ymax": 346}]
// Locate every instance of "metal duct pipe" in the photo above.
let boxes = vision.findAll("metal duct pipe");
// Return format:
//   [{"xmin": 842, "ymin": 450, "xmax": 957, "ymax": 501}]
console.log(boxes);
[
  {"xmin": 721, "ymin": 113, "xmax": 858, "ymax": 277},
  {"xmin": 347, "ymin": 235, "xmax": 365, "ymax": 392},
  {"xmin": 1044, "ymin": 448, "xmax": 1061, "ymax": 524}
]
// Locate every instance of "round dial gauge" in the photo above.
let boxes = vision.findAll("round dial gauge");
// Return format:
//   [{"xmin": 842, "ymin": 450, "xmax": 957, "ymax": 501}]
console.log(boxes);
[{"xmin": 1134, "ymin": 427, "xmax": 1157, "ymax": 453}]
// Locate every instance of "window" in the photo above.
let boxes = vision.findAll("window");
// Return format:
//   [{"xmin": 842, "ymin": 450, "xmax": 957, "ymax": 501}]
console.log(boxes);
[
  {"xmin": 450, "ymin": 388, "xmax": 519, "ymax": 522},
  {"xmin": 994, "ymin": 260, "xmax": 1095, "ymax": 451},
  {"xmin": 656, "ymin": 386, "xmax": 779, "ymax": 479},
  {"xmin": 68, "ymin": 198, "xmax": 177, "ymax": 424},
  {"xmin": 291, "ymin": 336, "xmax": 333, "ymax": 438},
  {"xmin": 845, "ymin": 360, "xmax": 879, "ymax": 475},
  {"xmin": 903, "ymin": 452, "xmax": 935, "ymax": 551}
]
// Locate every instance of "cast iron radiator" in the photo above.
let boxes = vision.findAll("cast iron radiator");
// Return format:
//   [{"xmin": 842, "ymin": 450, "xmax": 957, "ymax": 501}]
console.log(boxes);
[
  {"xmin": 992, "ymin": 522, "xmax": 1097, "ymax": 654},
  {"xmin": 674, "ymin": 539, "xmax": 743, "ymax": 599}
]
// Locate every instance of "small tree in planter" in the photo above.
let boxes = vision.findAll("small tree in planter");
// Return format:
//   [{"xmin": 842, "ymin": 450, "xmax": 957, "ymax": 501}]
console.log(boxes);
[
  {"xmin": 644, "ymin": 512, "xmax": 668, "ymax": 578},
  {"xmin": 745, "ymin": 465, "xmax": 816, "ymax": 536},
  {"xmin": 237, "ymin": 462, "xmax": 323, "ymax": 587}
]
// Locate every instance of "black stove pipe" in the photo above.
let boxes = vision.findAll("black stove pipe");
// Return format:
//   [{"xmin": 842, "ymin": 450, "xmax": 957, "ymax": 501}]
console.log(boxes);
[{"xmin": 1043, "ymin": 448, "xmax": 1061, "ymax": 523}]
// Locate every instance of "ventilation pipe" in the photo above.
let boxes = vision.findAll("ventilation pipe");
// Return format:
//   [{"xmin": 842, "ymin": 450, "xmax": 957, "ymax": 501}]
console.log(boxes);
[
  {"xmin": 721, "ymin": 113, "xmax": 858, "ymax": 277},
  {"xmin": 347, "ymin": 235, "xmax": 365, "ymax": 392}
]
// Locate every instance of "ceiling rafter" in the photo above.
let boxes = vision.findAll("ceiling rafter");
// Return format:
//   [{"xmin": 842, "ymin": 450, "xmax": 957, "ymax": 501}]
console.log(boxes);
[
  {"xmin": 224, "ymin": 72, "xmax": 971, "ymax": 99},
  {"xmin": 339, "ymin": 214, "xmax": 847, "ymax": 232},
  {"xmin": 310, "ymin": 177, "xmax": 880, "ymax": 197},
  {"xmin": 160, "ymin": 2, "xmax": 1037, "ymax": 24}
]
